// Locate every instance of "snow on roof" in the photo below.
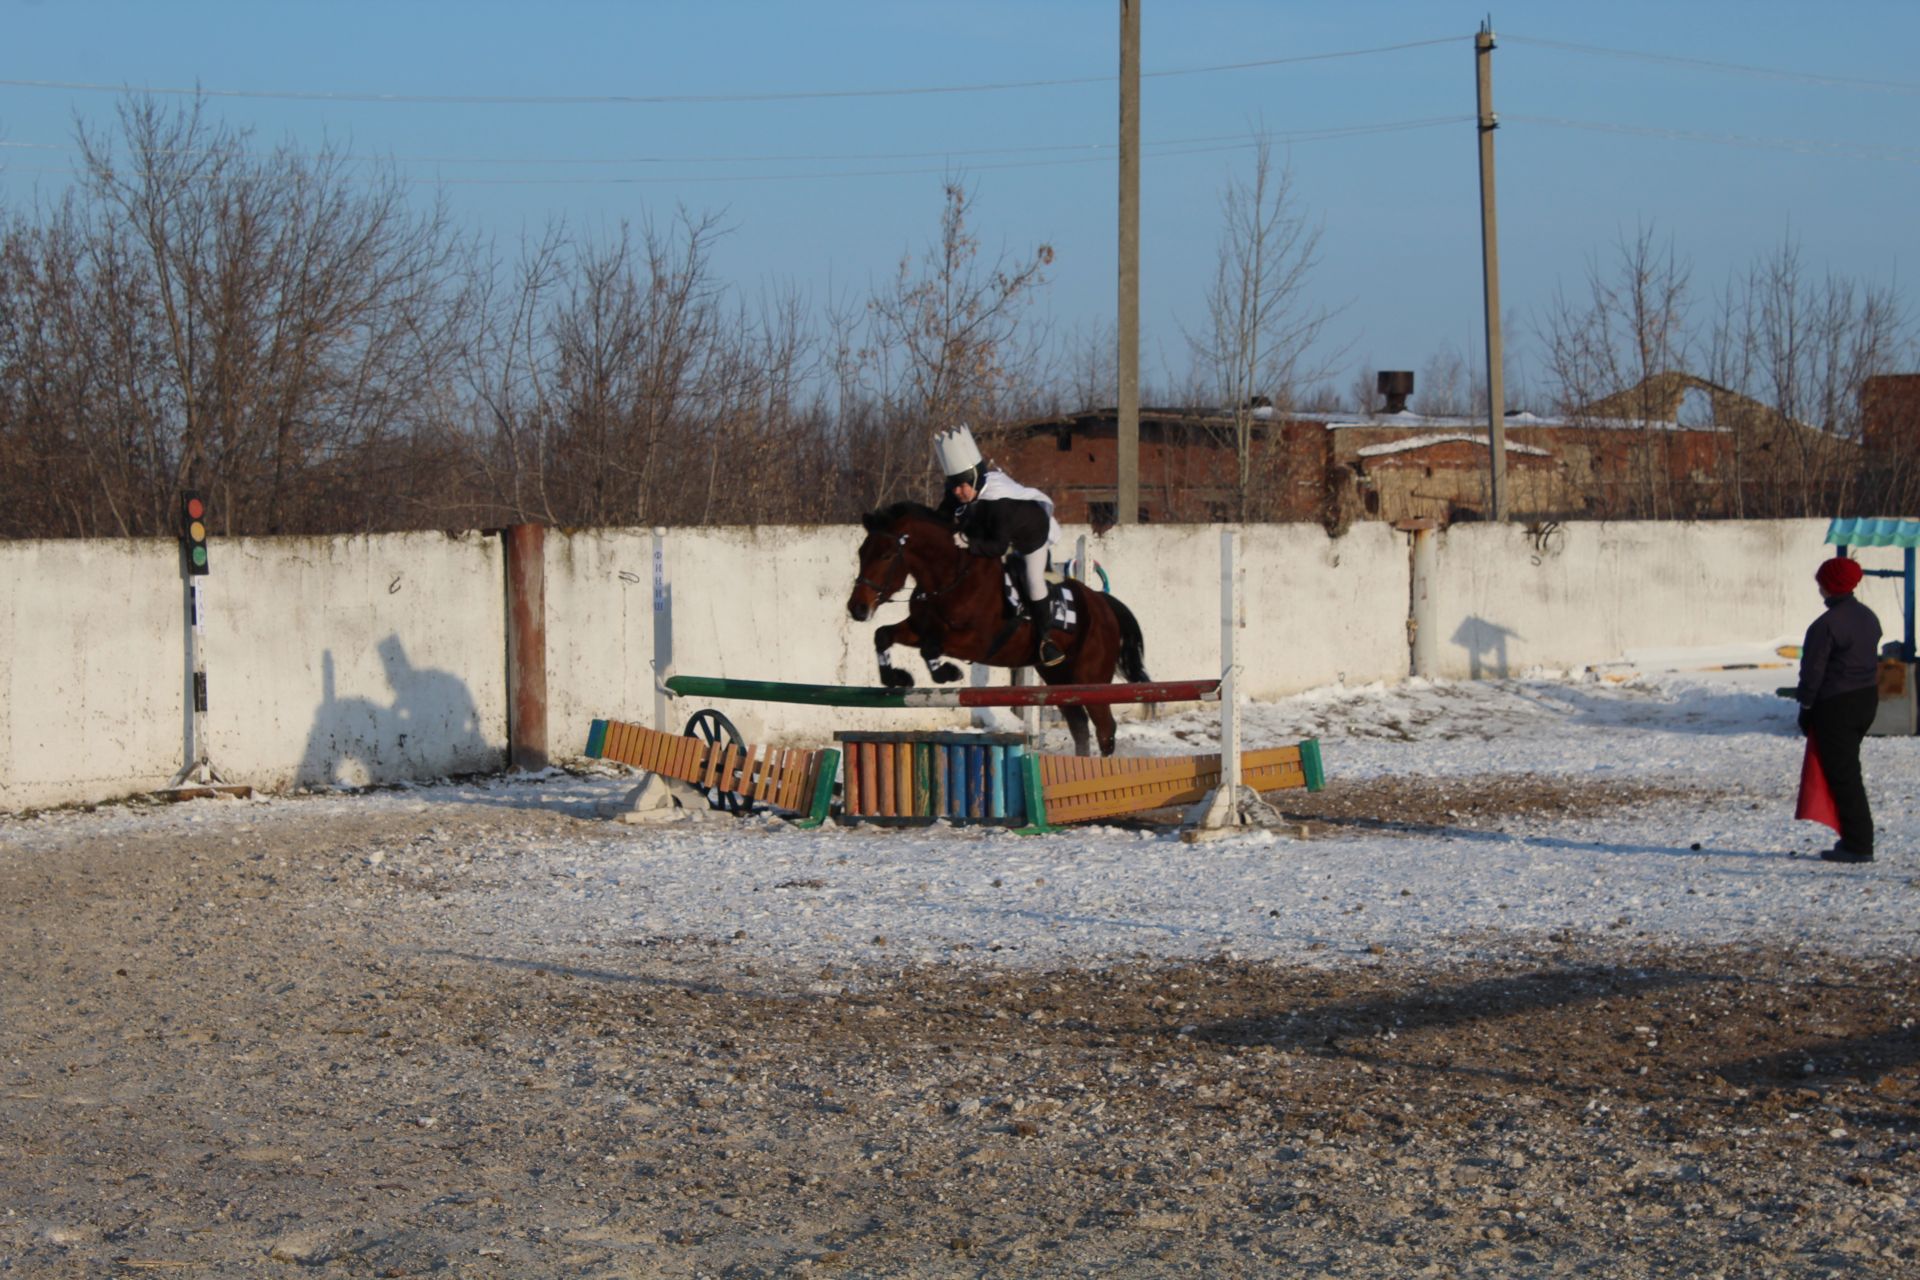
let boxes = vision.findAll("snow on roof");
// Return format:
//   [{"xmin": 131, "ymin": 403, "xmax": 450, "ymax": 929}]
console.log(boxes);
[
  {"xmin": 1354, "ymin": 432, "xmax": 1552, "ymax": 459},
  {"xmin": 1325, "ymin": 411, "xmax": 1726, "ymax": 433}
]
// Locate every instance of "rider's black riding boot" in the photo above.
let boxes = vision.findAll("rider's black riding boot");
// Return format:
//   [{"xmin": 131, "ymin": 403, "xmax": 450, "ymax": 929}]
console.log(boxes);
[{"xmin": 1027, "ymin": 597, "xmax": 1065, "ymax": 667}]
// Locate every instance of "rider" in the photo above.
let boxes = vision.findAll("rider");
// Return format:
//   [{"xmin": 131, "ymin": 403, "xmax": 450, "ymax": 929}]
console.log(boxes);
[{"xmin": 934, "ymin": 424, "xmax": 1066, "ymax": 667}]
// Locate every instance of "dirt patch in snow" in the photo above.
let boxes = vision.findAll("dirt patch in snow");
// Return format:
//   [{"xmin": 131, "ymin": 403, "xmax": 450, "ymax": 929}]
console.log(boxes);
[
  {"xmin": 3, "ymin": 796, "xmax": 1916, "ymax": 1278},
  {"xmin": 1276, "ymin": 772, "xmax": 1715, "ymax": 833}
]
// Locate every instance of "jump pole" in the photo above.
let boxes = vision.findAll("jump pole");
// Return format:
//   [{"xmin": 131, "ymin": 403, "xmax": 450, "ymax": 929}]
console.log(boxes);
[
  {"xmin": 1186, "ymin": 527, "xmax": 1244, "ymax": 837},
  {"xmin": 661, "ymin": 675, "xmax": 1220, "ymax": 709}
]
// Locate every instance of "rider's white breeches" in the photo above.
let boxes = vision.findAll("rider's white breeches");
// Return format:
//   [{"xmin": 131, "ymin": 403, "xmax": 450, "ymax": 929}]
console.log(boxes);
[{"xmin": 1020, "ymin": 548, "xmax": 1050, "ymax": 602}]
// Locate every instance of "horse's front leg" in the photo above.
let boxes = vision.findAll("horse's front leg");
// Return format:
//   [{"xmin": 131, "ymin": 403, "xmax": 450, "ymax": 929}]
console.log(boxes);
[
  {"xmin": 874, "ymin": 621, "xmax": 920, "ymax": 688},
  {"xmin": 917, "ymin": 625, "xmax": 965, "ymax": 684}
]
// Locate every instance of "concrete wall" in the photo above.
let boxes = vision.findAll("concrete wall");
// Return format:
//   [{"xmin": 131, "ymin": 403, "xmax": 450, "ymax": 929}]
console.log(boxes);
[
  {"xmin": 541, "ymin": 521, "xmax": 1413, "ymax": 756},
  {"xmin": 0, "ymin": 532, "xmax": 507, "ymax": 811},
  {"xmin": 1, "ymin": 516, "xmax": 1902, "ymax": 810},
  {"xmin": 1425, "ymin": 519, "xmax": 1903, "ymax": 678}
]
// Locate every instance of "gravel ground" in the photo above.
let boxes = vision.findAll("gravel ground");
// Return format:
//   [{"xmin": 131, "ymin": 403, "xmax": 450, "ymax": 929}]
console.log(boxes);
[{"xmin": 3, "ymin": 777, "xmax": 1917, "ymax": 1279}]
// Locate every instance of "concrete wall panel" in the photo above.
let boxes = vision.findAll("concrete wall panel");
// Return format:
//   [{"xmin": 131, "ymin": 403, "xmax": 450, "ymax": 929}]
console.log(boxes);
[
  {"xmin": 0, "ymin": 539, "xmax": 186, "ymax": 810},
  {"xmin": 1425, "ymin": 519, "xmax": 1901, "ymax": 677},
  {"xmin": 219, "ymin": 533, "xmax": 508, "ymax": 792}
]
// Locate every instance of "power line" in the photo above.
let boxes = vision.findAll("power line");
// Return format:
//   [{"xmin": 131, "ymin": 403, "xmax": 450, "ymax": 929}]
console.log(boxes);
[
  {"xmin": 0, "ymin": 36, "xmax": 1467, "ymax": 108},
  {"xmin": 1509, "ymin": 114, "xmax": 1920, "ymax": 166},
  {"xmin": 1503, "ymin": 34, "xmax": 1920, "ymax": 96},
  {"xmin": 0, "ymin": 117, "xmax": 1469, "ymax": 185}
]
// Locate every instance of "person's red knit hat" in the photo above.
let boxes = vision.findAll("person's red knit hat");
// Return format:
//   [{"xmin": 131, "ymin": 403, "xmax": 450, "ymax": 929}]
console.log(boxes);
[{"xmin": 1815, "ymin": 556, "xmax": 1863, "ymax": 596}]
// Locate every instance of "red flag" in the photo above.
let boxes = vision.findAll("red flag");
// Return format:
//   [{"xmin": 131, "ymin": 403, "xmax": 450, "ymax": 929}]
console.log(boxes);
[{"xmin": 1795, "ymin": 732, "xmax": 1841, "ymax": 833}]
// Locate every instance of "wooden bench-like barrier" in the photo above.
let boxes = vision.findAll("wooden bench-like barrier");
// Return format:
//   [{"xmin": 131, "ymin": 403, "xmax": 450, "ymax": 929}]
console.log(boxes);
[
  {"xmin": 1033, "ymin": 741, "xmax": 1324, "ymax": 826},
  {"xmin": 586, "ymin": 718, "xmax": 838, "ymax": 825},
  {"xmin": 586, "ymin": 718, "xmax": 1322, "ymax": 831}
]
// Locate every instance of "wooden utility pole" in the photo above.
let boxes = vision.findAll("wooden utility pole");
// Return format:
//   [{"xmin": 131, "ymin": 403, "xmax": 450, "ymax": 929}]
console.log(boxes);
[
  {"xmin": 1476, "ymin": 19, "xmax": 1509, "ymax": 521},
  {"xmin": 1117, "ymin": 0, "xmax": 1141, "ymax": 525}
]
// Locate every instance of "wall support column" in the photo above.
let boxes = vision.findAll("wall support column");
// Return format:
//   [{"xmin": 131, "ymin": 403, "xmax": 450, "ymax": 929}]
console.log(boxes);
[
  {"xmin": 1408, "ymin": 523, "xmax": 1439, "ymax": 678},
  {"xmin": 504, "ymin": 523, "xmax": 549, "ymax": 771}
]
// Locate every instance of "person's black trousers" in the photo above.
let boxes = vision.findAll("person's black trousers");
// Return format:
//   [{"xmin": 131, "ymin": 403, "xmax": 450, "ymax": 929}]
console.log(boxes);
[{"xmin": 1805, "ymin": 686, "xmax": 1879, "ymax": 853}]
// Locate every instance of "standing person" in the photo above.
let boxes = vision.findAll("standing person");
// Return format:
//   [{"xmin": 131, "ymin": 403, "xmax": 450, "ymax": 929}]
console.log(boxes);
[
  {"xmin": 1795, "ymin": 556, "xmax": 1882, "ymax": 863},
  {"xmin": 933, "ymin": 424, "xmax": 1067, "ymax": 667}
]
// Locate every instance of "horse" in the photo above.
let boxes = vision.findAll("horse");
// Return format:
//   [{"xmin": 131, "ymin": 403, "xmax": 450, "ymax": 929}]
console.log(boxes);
[{"xmin": 845, "ymin": 501, "xmax": 1150, "ymax": 757}]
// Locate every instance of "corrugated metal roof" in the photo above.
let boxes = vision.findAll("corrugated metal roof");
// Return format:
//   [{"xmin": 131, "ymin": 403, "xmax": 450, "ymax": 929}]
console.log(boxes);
[{"xmin": 1826, "ymin": 517, "xmax": 1920, "ymax": 548}]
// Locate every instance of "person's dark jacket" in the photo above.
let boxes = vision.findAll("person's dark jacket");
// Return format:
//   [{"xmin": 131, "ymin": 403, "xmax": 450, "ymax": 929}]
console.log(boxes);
[
  {"xmin": 1796, "ymin": 594, "xmax": 1882, "ymax": 706},
  {"xmin": 937, "ymin": 490, "xmax": 1051, "ymax": 560}
]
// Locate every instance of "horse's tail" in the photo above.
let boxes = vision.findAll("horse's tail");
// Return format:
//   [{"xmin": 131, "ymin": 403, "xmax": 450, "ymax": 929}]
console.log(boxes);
[{"xmin": 1106, "ymin": 594, "xmax": 1151, "ymax": 684}]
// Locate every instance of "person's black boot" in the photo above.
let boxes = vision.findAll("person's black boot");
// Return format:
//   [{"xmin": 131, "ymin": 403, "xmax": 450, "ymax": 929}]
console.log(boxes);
[
  {"xmin": 1027, "ymin": 598, "xmax": 1065, "ymax": 667},
  {"xmin": 1820, "ymin": 841, "xmax": 1874, "ymax": 864}
]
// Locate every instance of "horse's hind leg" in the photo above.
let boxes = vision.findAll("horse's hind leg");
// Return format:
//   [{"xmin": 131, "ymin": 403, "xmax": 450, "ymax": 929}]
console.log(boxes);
[
  {"xmin": 1090, "ymin": 705, "xmax": 1117, "ymax": 757},
  {"xmin": 1061, "ymin": 706, "xmax": 1094, "ymax": 757}
]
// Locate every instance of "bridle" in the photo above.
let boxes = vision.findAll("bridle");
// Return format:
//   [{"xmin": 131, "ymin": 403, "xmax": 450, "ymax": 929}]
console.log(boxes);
[
  {"xmin": 854, "ymin": 533, "xmax": 910, "ymax": 607},
  {"xmin": 856, "ymin": 522, "xmax": 970, "ymax": 612}
]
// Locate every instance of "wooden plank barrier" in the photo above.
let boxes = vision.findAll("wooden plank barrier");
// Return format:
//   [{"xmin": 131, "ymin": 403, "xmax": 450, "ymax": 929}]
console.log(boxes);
[
  {"xmin": 585, "ymin": 718, "xmax": 837, "ymax": 825},
  {"xmin": 1034, "ymin": 740, "xmax": 1324, "ymax": 826}
]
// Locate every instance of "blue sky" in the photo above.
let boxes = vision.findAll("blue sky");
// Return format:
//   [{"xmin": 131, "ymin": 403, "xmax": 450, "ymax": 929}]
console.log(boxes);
[{"xmin": 2, "ymin": 1, "xmax": 1915, "ymax": 404}]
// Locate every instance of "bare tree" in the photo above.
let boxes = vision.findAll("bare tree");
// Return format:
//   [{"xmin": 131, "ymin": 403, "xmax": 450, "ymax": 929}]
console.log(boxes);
[
  {"xmin": 1539, "ymin": 223, "xmax": 1692, "ymax": 519},
  {"xmin": 1186, "ymin": 135, "xmax": 1338, "ymax": 518},
  {"xmin": 1705, "ymin": 236, "xmax": 1910, "ymax": 517},
  {"xmin": 853, "ymin": 182, "xmax": 1053, "ymax": 505},
  {"xmin": 67, "ymin": 95, "xmax": 470, "ymax": 535}
]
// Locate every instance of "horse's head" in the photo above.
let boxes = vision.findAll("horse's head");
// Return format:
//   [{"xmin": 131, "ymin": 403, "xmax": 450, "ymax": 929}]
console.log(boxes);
[
  {"xmin": 847, "ymin": 508, "xmax": 912, "ymax": 622},
  {"xmin": 847, "ymin": 502, "xmax": 951, "ymax": 622}
]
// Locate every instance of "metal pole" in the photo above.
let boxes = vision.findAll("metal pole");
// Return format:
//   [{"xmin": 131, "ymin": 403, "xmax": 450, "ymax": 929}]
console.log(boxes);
[
  {"xmin": 1219, "ymin": 527, "xmax": 1240, "ymax": 819},
  {"xmin": 652, "ymin": 526, "xmax": 673, "ymax": 732},
  {"xmin": 185, "ymin": 579, "xmax": 207, "ymax": 782},
  {"xmin": 1476, "ymin": 20, "xmax": 1509, "ymax": 522},
  {"xmin": 1906, "ymin": 547, "xmax": 1916, "ymax": 663},
  {"xmin": 1117, "ymin": 0, "xmax": 1141, "ymax": 525}
]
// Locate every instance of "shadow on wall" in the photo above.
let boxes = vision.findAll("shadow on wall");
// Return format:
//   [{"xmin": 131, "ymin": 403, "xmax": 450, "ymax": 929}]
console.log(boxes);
[
  {"xmin": 299, "ymin": 635, "xmax": 495, "ymax": 787},
  {"xmin": 1452, "ymin": 616, "xmax": 1521, "ymax": 679}
]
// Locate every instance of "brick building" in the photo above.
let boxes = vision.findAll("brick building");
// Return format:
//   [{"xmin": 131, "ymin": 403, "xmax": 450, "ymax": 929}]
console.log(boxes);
[{"xmin": 988, "ymin": 373, "xmax": 1856, "ymax": 528}]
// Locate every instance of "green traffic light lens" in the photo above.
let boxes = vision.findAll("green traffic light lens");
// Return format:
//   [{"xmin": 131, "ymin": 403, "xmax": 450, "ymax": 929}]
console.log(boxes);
[{"xmin": 192, "ymin": 547, "xmax": 208, "ymax": 567}]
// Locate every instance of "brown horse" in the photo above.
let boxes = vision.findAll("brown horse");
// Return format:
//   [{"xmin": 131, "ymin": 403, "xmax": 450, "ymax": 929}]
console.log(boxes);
[{"xmin": 845, "ymin": 502, "xmax": 1150, "ymax": 756}]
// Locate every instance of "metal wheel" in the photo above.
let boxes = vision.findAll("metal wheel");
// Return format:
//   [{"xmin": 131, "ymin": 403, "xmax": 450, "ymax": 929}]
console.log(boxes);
[{"xmin": 683, "ymin": 708, "xmax": 750, "ymax": 815}]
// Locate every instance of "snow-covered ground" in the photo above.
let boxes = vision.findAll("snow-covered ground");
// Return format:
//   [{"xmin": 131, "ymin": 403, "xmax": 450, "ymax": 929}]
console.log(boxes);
[{"xmin": 8, "ymin": 647, "xmax": 1917, "ymax": 976}]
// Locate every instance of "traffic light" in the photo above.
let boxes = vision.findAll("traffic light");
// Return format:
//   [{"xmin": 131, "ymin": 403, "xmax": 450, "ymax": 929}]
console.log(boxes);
[{"xmin": 180, "ymin": 491, "xmax": 210, "ymax": 576}]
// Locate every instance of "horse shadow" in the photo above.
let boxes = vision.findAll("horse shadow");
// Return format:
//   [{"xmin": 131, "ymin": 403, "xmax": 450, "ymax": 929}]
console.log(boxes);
[{"xmin": 298, "ymin": 636, "xmax": 494, "ymax": 788}]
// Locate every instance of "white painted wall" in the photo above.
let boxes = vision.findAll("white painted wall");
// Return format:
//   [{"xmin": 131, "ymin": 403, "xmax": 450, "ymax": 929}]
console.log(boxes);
[
  {"xmin": 0, "ymin": 532, "xmax": 507, "ymax": 811},
  {"xmin": 543, "ymin": 521, "xmax": 1415, "ymax": 754},
  {"xmin": 3, "ymin": 517, "xmax": 1907, "ymax": 810},
  {"xmin": 0, "ymin": 539, "xmax": 188, "ymax": 811},
  {"xmin": 1425, "ymin": 519, "xmax": 1906, "ymax": 677}
]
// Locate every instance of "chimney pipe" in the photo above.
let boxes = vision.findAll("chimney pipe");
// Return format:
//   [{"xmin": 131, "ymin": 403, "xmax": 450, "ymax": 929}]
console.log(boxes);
[{"xmin": 1377, "ymin": 371, "xmax": 1414, "ymax": 415}]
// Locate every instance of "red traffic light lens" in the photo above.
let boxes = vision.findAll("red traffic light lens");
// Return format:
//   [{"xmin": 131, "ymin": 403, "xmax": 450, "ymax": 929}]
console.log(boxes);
[{"xmin": 185, "ymin": 497, "xmax": 205, "ymax": 520}]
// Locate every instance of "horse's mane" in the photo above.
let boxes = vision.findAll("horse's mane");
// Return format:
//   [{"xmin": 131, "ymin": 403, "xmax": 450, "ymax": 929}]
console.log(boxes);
[{"xmin": 869, "ymin": 500, "xmax": 953, "ymax": 528}]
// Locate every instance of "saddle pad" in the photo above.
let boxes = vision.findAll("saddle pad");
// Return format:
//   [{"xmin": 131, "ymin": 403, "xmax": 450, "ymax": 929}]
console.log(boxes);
[{"xmin": 1003, "ymin": 575, "xmax": 1079, "ymax": 630}]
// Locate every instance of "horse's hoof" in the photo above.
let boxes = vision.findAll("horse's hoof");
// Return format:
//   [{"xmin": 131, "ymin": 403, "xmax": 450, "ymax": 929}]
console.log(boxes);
[
  {"xmin": 929, "ymin": 662, "xmax": 963, "ymax": 684},
  {"xmin": 879, "ymin": 669, "xmax": 914, "ymax": 689}
]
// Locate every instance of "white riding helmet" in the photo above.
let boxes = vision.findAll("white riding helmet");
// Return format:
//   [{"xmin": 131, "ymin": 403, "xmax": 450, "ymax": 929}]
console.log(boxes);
[{"xmin": 933, "ymin": 424, "xmax": 983, "ymax": 487}]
